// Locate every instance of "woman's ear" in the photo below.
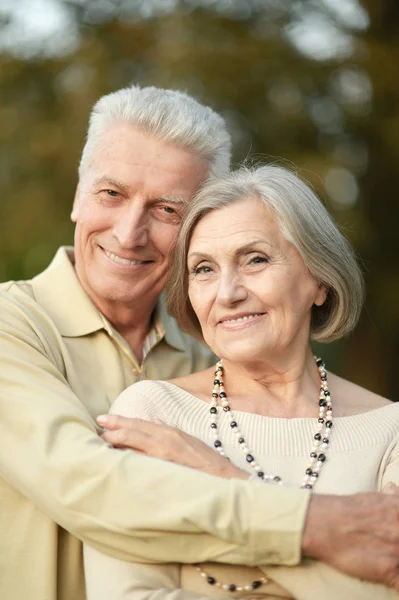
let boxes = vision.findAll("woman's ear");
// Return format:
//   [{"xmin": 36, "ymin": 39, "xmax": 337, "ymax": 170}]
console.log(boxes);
[
  {"xmin": 71, "ymin": 185, "xmax": 80, "ymax": 223},
  {"xmin": 314, "ymin": 284, "xmax": 328, "ymax": 307}
]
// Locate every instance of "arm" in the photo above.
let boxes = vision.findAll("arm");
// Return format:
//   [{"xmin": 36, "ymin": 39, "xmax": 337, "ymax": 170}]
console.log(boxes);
[
  {"xmin": 84, "ymin": 544, "xmax": 214, "ymax": 600},
  {"xmin": 0, "ymin": 291, "xmax": 308, "ymax": 566},
  {"xmin": 100, "ymin": 412, "xmax": 399, "ymax": 591}
]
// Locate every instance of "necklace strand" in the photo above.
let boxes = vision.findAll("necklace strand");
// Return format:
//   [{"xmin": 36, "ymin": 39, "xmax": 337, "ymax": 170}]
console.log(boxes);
[
  {"xmin": 197, "ymin": 356, "xmax": 333, "ymax": 592},
  {"xmin": 195, "ymin": 565, "xmax": 270, "ymax": 593},
  {"xmin": 209, "ymin": 356, "xmax": 332, "ymax": 489}
]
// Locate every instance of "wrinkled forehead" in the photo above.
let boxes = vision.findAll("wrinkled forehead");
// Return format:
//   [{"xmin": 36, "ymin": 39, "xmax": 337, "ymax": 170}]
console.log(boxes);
[
  {"xmin": 191, "ymin": 196, "xmax": 278, "ymax": 236},
  {"xmin": 80, "ymin": 124, "xmax": 208, "ymax": 199},
  {"xmin": 187, "ymin": 197, "xmax": 284, "ymax": 254}
]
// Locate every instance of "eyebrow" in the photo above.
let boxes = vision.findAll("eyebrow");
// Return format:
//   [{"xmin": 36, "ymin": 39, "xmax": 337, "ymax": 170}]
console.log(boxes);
[
  {"xmin": 92, "ymin": 179, "xmax": 187, "ymax": 204},
  {"xmin": 188, "ymin": 239, "xmax": 274, "ymax": 261},
  {"xmin": 155, "ymin": 196, "xmax": 188, "ymax": 205},
  {"xmin": 93, "ymin": 176, "xmax": 129, "ymax": 191}
]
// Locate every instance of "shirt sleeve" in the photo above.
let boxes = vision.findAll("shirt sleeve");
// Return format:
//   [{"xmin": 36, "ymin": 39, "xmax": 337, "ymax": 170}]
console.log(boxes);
[
  {"xmin": 0, "ymin": 290, "xmax": 310, "ymax": 567},
  {"xmin": 84, "ymin": 545, "xmax": 216, "ymax": 600}
]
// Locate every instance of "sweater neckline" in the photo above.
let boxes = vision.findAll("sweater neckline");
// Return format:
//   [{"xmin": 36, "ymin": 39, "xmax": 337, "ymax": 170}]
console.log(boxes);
[{"xmin": 161, "ymin": 380, "xmax": 398, "ymax": 423}]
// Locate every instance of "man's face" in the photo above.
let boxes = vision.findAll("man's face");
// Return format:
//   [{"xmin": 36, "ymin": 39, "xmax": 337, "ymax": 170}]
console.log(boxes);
[{"xmin": 72, "ymin": 124, "xmax": 208, "ymax": 315}]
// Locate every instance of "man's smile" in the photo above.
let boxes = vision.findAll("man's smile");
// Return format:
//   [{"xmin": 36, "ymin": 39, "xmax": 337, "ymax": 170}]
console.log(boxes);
[{"xmin": 100, "ymin": 246, "xmax": 154, "ymax": 266}]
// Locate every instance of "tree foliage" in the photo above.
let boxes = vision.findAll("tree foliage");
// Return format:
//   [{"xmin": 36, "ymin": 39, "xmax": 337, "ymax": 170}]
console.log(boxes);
[{"xmin": 1, "ymin": 0, "xmax": 398, "ymax": 398}]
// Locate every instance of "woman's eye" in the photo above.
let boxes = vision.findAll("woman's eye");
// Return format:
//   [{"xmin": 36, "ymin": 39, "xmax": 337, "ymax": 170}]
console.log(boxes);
[
  {"xmin": 193, "ymin": 265, "xmax": 212, "ymax": 275},
  {"xmin": 249, "ymin": 255, "xmax": 269, "ymax": 265},
  {"xmin": 106, "ymin": 189, "xmax": 118, "ymax": 197},
  {"xmin": 163, "ymin": 206, "xmax": 176, "ymax": 214}
]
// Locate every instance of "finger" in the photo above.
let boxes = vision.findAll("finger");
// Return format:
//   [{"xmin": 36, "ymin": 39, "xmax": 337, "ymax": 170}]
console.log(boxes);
[
  {"xmin": 97, "ymin": 415, "xmax": 156, "ymax": 432},
  {"xmin": 128, "ymin": 418, "xmax": 173, "ymax": 435},
  {"xmin": 101, "ymin": 427, "xmax": 152, "ymax": 452},
  {"xmin": 97, "ymin": 414, "xmax": 135, "ymax": 430},
  {"xmin": 382, "ymin": 482, "xmax": 399, "ymax": 495}
]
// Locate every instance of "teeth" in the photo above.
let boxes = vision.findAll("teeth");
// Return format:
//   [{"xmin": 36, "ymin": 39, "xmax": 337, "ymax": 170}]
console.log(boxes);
[
  {"xmin": 104, "ymin": 250, "xmax": 144, "ymax": 266},
  {"xmin": 223, "ymin": 314, "xmax": 262, "ymax": 323}
]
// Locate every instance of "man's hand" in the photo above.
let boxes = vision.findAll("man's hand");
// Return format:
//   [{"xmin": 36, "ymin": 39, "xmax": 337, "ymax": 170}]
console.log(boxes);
[
  {"xmin": 97, "ymin": 414, "xmax": 248, "ymax": 480},
  {"xmin": 303, "ymin": 493, "xmax": 399, "ymax": 591}
]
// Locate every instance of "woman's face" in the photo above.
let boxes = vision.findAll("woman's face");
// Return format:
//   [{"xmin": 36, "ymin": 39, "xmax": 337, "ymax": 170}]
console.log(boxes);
[{"xmin": 187, "ymin": 196, "xmax": 327, "ymax": 364}]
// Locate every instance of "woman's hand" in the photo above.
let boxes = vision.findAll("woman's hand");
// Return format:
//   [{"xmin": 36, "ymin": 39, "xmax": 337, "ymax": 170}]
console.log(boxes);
[{"xmin": 97, "ymin": 414, "xmax": 249, "ymax": 480}]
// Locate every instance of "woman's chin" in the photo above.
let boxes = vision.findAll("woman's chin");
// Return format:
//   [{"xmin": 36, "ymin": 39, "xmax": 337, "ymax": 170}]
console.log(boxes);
[{"xmin": 216, "ymin": 344, "xmax": 271, "ymax": 365}]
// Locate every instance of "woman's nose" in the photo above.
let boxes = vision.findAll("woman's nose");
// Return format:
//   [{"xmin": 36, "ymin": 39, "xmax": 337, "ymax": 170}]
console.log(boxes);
[{"xmin": 216, "ymin": 272, "xmax": 247, "ymax": 305}]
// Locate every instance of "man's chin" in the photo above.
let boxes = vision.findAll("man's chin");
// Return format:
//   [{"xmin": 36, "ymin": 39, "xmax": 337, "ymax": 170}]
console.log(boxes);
[{"xmin": 93, "ymin": 281, "xmax": 164, "ymax": 306}]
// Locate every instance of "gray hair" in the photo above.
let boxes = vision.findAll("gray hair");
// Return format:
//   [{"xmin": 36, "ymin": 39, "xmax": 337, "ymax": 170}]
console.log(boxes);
[
  {"xmin": 167, "ymin": 164, "xmax": 364, "ymax": 343},
  {"xmin": 78, "ymin": 84, "xmax": 231, "ymax": 180}
]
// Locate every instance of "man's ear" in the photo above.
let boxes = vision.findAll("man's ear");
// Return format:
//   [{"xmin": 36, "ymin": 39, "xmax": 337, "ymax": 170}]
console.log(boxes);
[
  {"xmin": 314, "ymin": 284, "xmax": 328, "ymax": 307},
  {"xmin": 71, "ymin": 185, "xmax": 80, "ymax": 223}
]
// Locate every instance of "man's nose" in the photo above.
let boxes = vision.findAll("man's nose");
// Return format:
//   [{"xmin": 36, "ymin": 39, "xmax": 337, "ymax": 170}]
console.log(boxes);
[
  {"xmin": 112, "ymin": 205, "xmax": 148, "ymax": 249},
  {"xmin": 216, "ymin": 271, "xmax": 247, "ymax": 306}
]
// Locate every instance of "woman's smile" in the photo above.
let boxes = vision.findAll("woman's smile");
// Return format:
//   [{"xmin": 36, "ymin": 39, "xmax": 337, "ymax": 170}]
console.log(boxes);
[{"xmin": 217, "ymin": 312, "xmax": 266, "ymax": 329}]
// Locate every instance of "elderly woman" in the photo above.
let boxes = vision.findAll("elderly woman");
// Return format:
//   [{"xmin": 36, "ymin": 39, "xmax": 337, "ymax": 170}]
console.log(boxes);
[{"xmin": 84, "ymin": 165, "xmax": 399, "ymax": 600}]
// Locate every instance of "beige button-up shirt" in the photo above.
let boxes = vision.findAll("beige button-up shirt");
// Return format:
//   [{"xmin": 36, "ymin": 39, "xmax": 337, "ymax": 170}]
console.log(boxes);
[{"xmin": 0, "ymin": 247, "xmax": 309, "ymax": 600}]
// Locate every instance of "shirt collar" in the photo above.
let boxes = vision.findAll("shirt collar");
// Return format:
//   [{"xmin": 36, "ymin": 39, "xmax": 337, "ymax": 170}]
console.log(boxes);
[
  {"xmin": 31, "ymin": 247, "xmax": 105, "ymax": 337},
  {"xmin": 31, "ymin": 247, "xmax": 186, "ymax": 351}
]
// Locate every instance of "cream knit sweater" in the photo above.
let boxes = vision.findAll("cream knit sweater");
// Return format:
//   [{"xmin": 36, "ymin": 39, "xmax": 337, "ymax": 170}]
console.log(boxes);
[{"xmin": 85, "ymin": 380, "xmax": 399, "ymax": 600}]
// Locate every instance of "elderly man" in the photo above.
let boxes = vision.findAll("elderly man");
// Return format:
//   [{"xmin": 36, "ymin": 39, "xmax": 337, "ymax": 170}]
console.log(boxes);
[{"xmin": 0, "ymin": 85, "xmax": 398, "ymax": 600}]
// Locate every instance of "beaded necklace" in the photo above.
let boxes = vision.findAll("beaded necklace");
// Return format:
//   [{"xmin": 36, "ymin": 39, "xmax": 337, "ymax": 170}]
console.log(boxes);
[{"xmin": 195, "ymin": 356, "xmax": 333, "ymax": 592}]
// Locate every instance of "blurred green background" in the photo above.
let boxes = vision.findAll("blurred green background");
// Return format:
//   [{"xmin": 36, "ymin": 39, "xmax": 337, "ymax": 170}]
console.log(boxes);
[{"xmin": 1, "ymin": 0, "xmax": 398, "ymax": 399}]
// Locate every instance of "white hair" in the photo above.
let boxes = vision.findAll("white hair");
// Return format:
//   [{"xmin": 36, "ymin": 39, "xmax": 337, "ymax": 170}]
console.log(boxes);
[
  {"xmin": 167, "ymin": 164, "xmax": 365, "ymax": 343},
  {"xmin": 78, "ymin": 84, "xmax": 231, "ymax": 180}
]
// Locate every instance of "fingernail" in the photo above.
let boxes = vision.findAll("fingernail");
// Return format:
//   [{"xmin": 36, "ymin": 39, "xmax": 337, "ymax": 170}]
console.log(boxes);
[
  {"xmin": 383, "ymin": 482, "xmax": 397, "ymax": 494},
  {"xmin": 96, "ymin": 415, "xmax": 108, "ymax": 425}
]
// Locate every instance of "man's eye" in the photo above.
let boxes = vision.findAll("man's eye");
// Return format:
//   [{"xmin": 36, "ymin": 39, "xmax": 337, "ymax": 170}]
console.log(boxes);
[
  {"xmin": 153, "ymin": 204, "xmax": 182, "ymax": 224},
  {"xmin": 106, "ymin": 189, "xmax": 118, "ymax": 197}
]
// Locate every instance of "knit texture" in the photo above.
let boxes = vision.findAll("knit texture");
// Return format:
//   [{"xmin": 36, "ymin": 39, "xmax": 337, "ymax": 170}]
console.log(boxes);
[
  {"xmin": 100, "ymin": 379, "xmax": 399, "ymax": 600},
  {"xmin": 112, "ymin": 380, "xmax": 399, "ymax": 494}
]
